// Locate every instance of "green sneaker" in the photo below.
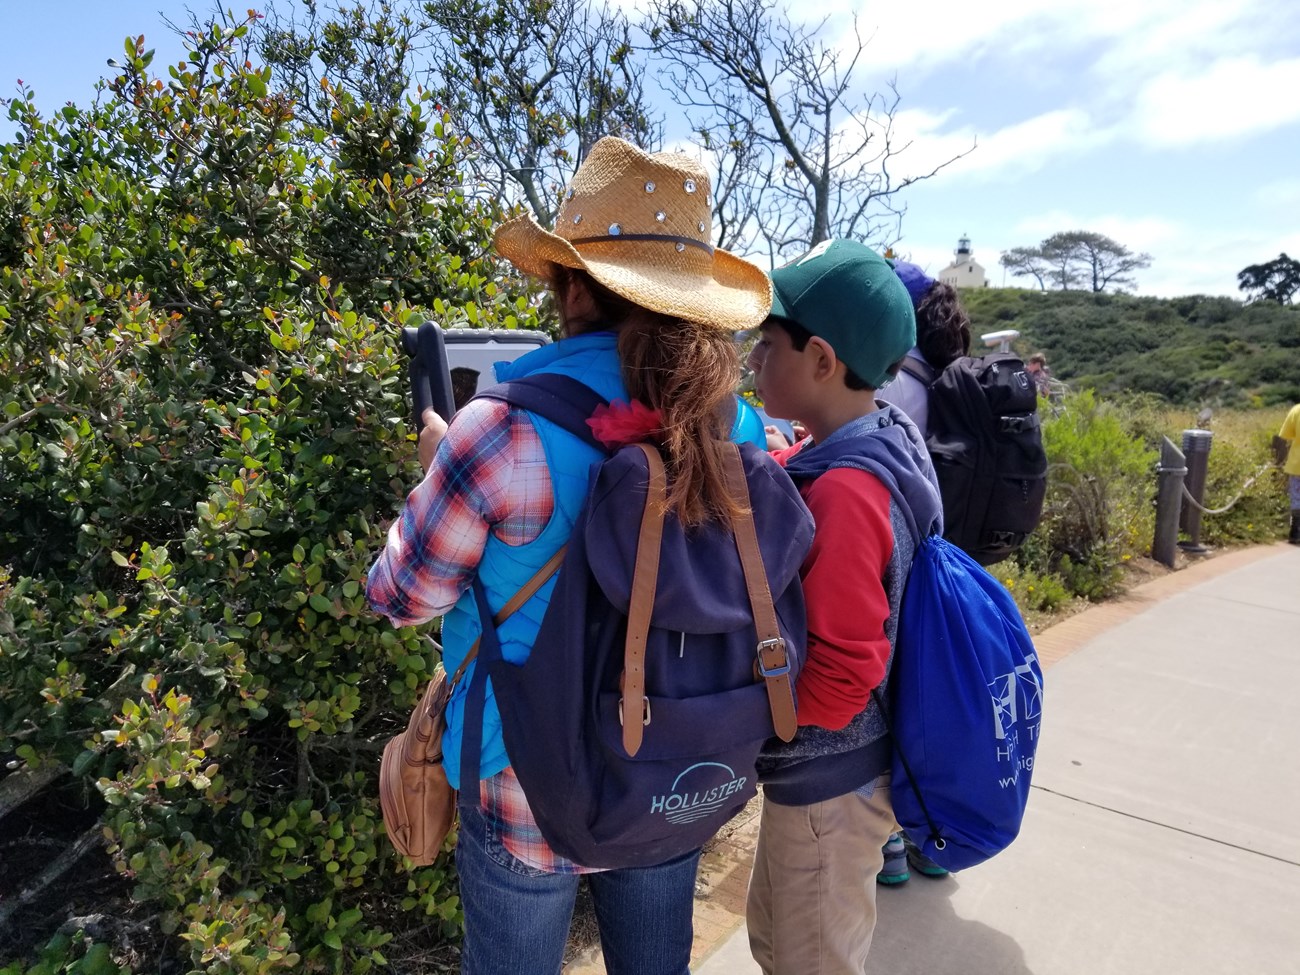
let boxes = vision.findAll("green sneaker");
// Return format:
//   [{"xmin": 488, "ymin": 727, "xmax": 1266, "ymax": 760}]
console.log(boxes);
[{"xmin": 877, "ymin": 833, "xmax": 910, "ymax": 886}]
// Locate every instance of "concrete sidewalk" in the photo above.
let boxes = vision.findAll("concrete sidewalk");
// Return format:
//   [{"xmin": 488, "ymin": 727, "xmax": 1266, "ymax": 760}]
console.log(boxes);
[{"xmin": 696, "ymin": 544, "xmax": 1300, "ymax": 975}]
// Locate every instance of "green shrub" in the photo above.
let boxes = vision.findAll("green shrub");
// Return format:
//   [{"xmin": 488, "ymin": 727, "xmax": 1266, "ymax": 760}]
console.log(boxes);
[
  {"xmin": 1, "ymin": 16, "xmax": 541, "ymax": 973},
  {"xmin": 1017, "ymin": 390, "xmax": 1156, "ymax": 600},
  {"xmin": 962, "ymin": 287, "xmax": 1300, "ymax": 407},
  {"xmin": 1112, "ymin": 404, "xmax": 1290, "ymax": 547},
  {"xmin": 995, "ymin": 560, "xmax": 1073, "ymax": 617},
  {"xmin": 0, "ymin": 933, "xmax": 129, "ymax": 975}
]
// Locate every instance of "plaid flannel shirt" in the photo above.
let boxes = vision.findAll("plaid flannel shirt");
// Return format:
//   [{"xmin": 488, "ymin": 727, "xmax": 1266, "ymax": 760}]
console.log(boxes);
[{"xmin": 368, "ymin": 398, "xmax": 598, "ymax": 874}]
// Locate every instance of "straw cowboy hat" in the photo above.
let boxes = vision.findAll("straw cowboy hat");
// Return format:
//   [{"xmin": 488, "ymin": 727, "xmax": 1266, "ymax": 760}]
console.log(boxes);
[{"xmin": 494, "ymin": 137, "xmax": 772, "ymax": 331}]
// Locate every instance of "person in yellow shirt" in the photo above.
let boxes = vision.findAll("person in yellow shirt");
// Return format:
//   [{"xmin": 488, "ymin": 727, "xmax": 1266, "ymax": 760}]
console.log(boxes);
[{"xmin": 1280, "ymin": 402, "xmax": 1300, "ymax": 545}]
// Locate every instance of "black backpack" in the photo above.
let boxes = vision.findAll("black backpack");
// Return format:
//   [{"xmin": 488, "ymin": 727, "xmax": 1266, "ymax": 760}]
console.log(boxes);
[{"xmin": 901, "ymin": 353, "xmax": 1047, "ymax": 565}]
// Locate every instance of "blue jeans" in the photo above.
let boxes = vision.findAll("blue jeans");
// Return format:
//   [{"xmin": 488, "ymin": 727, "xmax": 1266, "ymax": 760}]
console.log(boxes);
[{"xmin": 455, "ymin": 799, "xmax": 700, "ymax": 975}]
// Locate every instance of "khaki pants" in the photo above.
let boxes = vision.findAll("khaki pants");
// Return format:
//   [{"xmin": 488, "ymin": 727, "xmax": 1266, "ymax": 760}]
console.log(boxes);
[{"xmin": 746, "ymin": 780, "xmax": 896, "ymax": 975}]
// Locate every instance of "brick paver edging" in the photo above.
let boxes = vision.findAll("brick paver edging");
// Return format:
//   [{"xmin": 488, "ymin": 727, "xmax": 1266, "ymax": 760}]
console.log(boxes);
[{"xmin": 564, "ymin": 543, "xmax": 1292, "ymax": 973}]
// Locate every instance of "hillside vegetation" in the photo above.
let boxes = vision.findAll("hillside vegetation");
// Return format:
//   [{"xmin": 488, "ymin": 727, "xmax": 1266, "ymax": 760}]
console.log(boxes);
[{"xmin": 962, "ymin": 288, "xmax": 1300, "ymax": 407}]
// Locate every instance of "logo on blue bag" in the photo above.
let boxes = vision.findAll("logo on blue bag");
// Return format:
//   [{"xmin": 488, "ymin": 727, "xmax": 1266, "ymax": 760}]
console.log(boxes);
[
  {"xmin": 649, "ymin": 762, "xmax": 748, "ymax": 826},
  {"xmin": 988, "ymin": 653, "xmax": 1044, "ymax": 788}
]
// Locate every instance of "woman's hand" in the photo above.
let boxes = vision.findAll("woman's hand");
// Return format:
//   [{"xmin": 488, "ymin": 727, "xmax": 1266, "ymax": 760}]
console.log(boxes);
[{"xmin": 418, "ymin": 408, "xmax": 449, "ymax": 472}]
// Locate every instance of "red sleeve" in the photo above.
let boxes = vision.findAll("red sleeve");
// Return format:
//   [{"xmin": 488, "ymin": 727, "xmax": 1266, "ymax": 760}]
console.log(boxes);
[
  {"xmin": 794, "ymin": 468, "xmax": 895, "ymax": 731},
  {"xmin": 770, "ymin": 437, "xmax": 810, "ymax": 466}
]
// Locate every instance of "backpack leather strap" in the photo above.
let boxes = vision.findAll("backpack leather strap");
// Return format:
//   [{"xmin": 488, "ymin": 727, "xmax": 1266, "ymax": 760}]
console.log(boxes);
[
  {"xmin": 451, "ymin": 544, "xmax": 568, "ymax": 690},
  {"xmin": 621, "ymin": 442, "xmax": 668, "ymax": 757},
  {"xmin": 722, "ymin": 445, "xmax": 798, "ymax": 742}
]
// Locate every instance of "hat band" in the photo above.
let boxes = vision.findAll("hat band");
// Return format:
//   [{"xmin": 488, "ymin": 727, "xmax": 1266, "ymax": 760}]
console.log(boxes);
[{"xmin": 570, "ymin": 233, "xmax": 715, "ymax": 256}]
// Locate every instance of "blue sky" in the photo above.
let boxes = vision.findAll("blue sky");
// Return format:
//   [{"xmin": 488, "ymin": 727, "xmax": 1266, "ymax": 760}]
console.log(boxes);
[{"xmin": 3, "ymin": 0, "xmax": 1298, "ymax": 298}]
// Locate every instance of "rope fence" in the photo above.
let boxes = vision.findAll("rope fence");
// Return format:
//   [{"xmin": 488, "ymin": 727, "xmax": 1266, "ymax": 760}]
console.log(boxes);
[{"xmin": 1178, "ymin": 462, "xmax": 1274, "ymax": 516}]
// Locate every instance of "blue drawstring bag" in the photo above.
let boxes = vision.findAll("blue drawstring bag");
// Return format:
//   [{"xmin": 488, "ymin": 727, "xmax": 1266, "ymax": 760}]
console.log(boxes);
[{"xmin": 880, "ymin": 535, "xmax": 1044, "ymax": 872}]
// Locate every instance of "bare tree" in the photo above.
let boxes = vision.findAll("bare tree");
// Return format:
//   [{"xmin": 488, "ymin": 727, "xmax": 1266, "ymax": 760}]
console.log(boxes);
[
  {"xmin": 646, "ymin": 0, "xmax": 973, "ymax": 263},
  {"xmin": 424, "ymin": 0, "xmax": 662, "ymax": 227}
]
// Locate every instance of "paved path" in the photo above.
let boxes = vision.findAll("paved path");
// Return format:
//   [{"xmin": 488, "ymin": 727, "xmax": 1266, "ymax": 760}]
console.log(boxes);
[{"xmin": 691, "ymin": 543, "xmax": 1300, "ymax": 975}]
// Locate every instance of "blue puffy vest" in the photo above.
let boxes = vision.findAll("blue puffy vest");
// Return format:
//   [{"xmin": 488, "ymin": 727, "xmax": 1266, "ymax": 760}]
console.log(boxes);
[{"xmin": 440, "ymin": 332, "xmax": 628, "ymax": 789}]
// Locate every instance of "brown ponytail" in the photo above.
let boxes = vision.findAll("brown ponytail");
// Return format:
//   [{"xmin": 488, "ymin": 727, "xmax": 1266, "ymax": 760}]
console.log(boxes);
[{"xmin": 562, "ymin": 270, "xmax": 746, "ymax": 529}]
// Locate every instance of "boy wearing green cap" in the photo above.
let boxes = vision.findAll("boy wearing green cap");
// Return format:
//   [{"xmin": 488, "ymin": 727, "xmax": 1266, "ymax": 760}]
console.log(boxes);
[{"xmin": 744, "ymin": 240, "xmax": 945, "ymax": 975}]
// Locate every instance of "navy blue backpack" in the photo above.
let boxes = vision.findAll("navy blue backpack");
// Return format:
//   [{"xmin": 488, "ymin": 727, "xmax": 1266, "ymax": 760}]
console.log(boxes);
[{"xmin": 459, "ymin": 375, "xmax": 814, "ymax": 869}]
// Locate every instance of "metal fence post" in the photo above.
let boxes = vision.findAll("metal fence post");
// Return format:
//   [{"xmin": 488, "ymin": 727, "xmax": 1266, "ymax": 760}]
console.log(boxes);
[
  {"xmin": 1178, "ymin": 429, "xmax": 1213, "ymax": 553},
  {"xmin": 1152, "ymin": 436, "xmax": 1186, "ymax": 568}
]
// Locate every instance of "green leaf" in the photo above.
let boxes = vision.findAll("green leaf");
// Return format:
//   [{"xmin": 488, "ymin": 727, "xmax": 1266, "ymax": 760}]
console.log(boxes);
[
  {"xmin": 71, "ymin": 750, "xmax": 97, "ymax": 777},
  {"xmin": 309, "ymin": 594, "xmax": 332, "ymax": 613},
  {"xmin": 322, "ymin": 931, "xmax": 343, "ymax": 951}
]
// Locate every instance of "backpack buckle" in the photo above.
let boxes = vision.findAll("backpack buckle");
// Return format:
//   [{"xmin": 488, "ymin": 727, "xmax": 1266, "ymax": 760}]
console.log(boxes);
[
  {"xmin": 999, "ymin": 414, "xmax": 1039, "ymax": 434},
  {"xmin": 618, "ymin": 697, "xmax": 651, "ymax": 727},
  {"xmin": 755, "ymin": 637, "xmax": 790, "ymax": 678}
]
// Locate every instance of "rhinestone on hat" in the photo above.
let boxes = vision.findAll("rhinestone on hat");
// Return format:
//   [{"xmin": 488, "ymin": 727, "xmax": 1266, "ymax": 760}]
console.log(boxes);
[
  {"xmin": 697, "ymin": 220, "xmax": 706, "ymax": 232},
  {"xmin": 675, "ymin": 242, "xmax": 686, "ymax": 252},
  {"xmin": 655, "ymin": 210, "xmax": 666, "ymax": 222},
  {"xmin": 683, "ymin": 179, "xmax": 697, "ymax": 194},
  {"xmin": 645, "ymin": 181, "xmax": 656, "ymax": 193},
  {"xmin": 608, "ymin": 223, "xmax": 622, "ymax": 235},
  {"xmin": 565, "ymin": 187, "xmax": 575, "ymax": 200},
  {"xmin": 572, "ymin": 213, "xmax": 583, "ymax": 225}
]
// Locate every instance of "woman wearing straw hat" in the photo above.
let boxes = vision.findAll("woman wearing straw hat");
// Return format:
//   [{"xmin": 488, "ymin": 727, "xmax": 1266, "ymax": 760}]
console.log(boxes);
[{"xmin": 368, "ymin": 137, "xmax": 775, "ymax": 975}]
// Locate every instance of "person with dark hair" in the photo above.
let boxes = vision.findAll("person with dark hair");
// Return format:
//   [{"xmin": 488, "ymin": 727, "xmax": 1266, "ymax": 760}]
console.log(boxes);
[
  {"xmin": 878, "ymin": 261, "xmax": 971, "ymax": 438},
  {"xmin": 368, "ymin": 137, "xmax": 776, "ymax": 975},
  {"xmin": 1026, "ymin": 352, "xmax": 1052, "ymax": 397}
]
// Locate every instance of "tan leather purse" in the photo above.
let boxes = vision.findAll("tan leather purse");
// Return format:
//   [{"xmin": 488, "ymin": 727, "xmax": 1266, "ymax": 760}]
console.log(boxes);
[{"xmin": 379, "ymin": 549, "xmax": 565, "ymax": 865}]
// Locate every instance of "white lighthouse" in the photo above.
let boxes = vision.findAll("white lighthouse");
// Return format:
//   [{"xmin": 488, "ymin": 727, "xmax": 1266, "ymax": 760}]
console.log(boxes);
[{"xmin": 938, "ymin": 234, "xmax": 987, "ymax": 289}]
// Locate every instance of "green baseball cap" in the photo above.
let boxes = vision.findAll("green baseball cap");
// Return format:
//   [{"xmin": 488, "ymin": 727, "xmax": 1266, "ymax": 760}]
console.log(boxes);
[{"xmin": 768, "ymin": 239, "xmax": 916, "ymax": 388}]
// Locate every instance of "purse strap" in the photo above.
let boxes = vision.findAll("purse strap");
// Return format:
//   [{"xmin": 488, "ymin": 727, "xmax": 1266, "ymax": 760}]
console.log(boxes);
[
  {"xmin": 447, "ymin": 544, "xmax": 568, "ymax": 690},
  {"xmin": 620, "ymin": 442, "xmax": 669, "ymax": 757},
  {"xmin": 722, "ymin": 444, "xmax": 798, "ymax": 742}
]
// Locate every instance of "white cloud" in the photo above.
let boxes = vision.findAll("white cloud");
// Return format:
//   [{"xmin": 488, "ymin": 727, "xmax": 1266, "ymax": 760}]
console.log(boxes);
[
  {"xmin": 1129, "ymin": 56, "xmax": 1300, "ymax": 147},
  {"xmin": 1254, "ymin": 178, "xmax": 1300, "ymax": 208},
  {"xmin": 1009, "ymin": 212, "xmax": 1181, "ymax": 252},
  {"xmin": 888, "ymin": 107, "xmax": 1112, "ymax": 186},
  {"xmin": 820, "ymin": 0, "xmax": 1284, "ymax": 80}
]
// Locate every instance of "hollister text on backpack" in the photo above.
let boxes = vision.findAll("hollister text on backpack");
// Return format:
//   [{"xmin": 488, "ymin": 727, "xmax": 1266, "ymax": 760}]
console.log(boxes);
[
  {"xmin": 905, "ymin": 353, "xmax": 1047, "ymax": 565},
  {"xmin": 464, "ymin": 376, "xmax": 814, "ymax": 869}
]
